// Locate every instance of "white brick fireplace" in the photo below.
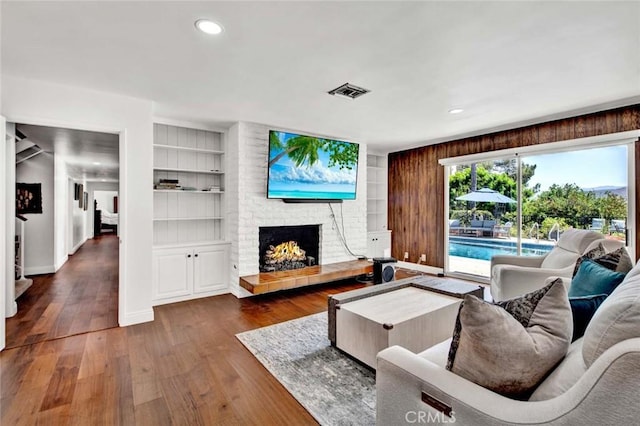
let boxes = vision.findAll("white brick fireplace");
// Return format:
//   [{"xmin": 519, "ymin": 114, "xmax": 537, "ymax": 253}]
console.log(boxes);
[{"xmin": 227, "ymin": 121, "xmax": 367, "ymax": 297}]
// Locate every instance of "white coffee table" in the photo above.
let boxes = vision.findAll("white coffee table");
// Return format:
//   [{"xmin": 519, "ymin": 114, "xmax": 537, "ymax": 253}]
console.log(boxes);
[{"xmin": 335, "ymin": 286, "xmax": 461, "ymax": 369}]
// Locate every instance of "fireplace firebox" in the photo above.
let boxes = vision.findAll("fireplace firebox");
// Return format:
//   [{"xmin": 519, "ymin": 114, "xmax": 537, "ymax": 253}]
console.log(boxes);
[{"xmin": 259, "ymin": 225, "xmax": 320, "ymax": 272}]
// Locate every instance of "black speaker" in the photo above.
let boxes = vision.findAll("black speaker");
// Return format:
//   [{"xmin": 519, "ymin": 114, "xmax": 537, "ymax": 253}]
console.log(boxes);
[{"xmin": 373, "ymin": 257, "xmax": 397, "ymax": 284}]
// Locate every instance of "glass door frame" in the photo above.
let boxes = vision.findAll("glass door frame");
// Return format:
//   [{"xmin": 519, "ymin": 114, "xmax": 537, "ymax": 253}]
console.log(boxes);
[{"xmin": 440, "ymin": 130, "xmax": 639, "ymax": 280}]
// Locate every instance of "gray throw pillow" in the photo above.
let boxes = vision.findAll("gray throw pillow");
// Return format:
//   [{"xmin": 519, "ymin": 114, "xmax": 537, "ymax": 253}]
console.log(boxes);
[
  {"xmin": 573, "ymin": 243, "xmax": 605, "ymax": 277},
  {"xmin": 593, "ymin": 247, "xmax": 633, "ymax": 274},
  {"xmin": 446, "ymin": 279, "xmax": 572, "ymax": 399}
]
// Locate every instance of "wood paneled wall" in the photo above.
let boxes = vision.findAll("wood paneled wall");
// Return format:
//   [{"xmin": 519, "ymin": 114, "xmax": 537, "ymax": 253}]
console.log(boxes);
[{"xmin": 388, "ymin": 105, "xmax": 640, "ymax": 266}]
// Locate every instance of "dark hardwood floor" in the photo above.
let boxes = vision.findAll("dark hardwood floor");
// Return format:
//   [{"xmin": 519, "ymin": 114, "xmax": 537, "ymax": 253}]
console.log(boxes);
[
  {"xmin": 5, "ymin": 234, "xmax": 119, "ymax": 349},
  {"xmin": 1, "ymin": 277, "xmax": 368, "ymax": 425}
]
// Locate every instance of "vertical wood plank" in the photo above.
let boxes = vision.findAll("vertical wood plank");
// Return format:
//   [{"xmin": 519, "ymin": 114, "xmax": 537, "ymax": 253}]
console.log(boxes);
[
  {"xmin": 537, "ymin": 122, "xmax": 556, "ymax": 144},
  {"xmin": 556, "ymin": 117, "xmax": 575, "ymax": 141},
  {"xmin": 388, "ymin": 105, "xmax": 640, "ymax": 268},
  {"xmin": 620, "ymin": 108, "xmax": 640, "ymax": 131}
]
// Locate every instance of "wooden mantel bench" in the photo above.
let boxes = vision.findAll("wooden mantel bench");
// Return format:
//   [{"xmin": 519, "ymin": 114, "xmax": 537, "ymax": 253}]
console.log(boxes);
[{"xmin": 239, "ymin": 259, "xmax": 373, "ymax": 294}]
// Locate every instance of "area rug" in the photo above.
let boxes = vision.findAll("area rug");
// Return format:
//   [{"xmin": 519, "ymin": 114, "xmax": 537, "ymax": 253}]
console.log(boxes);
[{"xmin": 236, "ymin": 312, "xmax": 376, "ymax": 426}]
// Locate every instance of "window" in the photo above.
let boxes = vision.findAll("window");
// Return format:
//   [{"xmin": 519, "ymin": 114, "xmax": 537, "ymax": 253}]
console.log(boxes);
[{"xmin": 441, "ymin": 132, "xmax": 637, "ymax": 280}]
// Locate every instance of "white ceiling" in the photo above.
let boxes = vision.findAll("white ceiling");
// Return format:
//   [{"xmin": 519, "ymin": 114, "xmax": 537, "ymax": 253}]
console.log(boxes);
[
  {"xmin": 17, "ymin": 124, "xmax": 119, "ymax": 182},
  {"xmin": 2, "ymin": 1, "xmax": 640, "ymax": 151}
]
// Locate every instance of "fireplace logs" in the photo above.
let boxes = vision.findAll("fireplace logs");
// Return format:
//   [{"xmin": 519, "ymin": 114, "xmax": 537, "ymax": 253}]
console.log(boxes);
[
  {"xmin": 259, "ymin": 225, "xmax": 320, "ymax": 272},
  {"xmin": 263, "ymin": 241, "xmax": 308, "ymax": 271}
]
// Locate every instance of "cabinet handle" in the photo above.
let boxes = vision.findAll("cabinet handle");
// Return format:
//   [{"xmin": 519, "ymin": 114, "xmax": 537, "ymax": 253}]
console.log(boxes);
[
  {"xmin": 195, "ymin": 254, "xmax": 199, "ymax": 257},
  {"xmin": 187, "ymin": 254, "xmax": 191, "ymax": 258}
]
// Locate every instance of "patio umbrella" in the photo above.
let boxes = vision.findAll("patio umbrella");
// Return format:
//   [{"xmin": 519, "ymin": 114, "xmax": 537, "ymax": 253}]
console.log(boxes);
[
  {"xmin": 456, "ymin": 187, "xmax": 517, "ymax": 204},
  {"xmin": 456, "ymin": 187, "xmax": 516, "ymax": 220}
]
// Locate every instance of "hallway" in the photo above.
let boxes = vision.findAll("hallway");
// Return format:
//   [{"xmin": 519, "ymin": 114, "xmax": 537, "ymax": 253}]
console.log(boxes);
[{"xmin": 5, "ymin": 234, "xmax": 119, "ymax": 349}]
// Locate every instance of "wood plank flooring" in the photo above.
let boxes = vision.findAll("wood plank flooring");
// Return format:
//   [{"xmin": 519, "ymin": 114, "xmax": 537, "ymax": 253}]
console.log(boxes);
[
  {"xmin": 1, "ymin": 279, "xmax": 368, "ymax": 425},
  {"xmin": 5, "ymin": 234, "xmax": 119, "ymax": 349}
]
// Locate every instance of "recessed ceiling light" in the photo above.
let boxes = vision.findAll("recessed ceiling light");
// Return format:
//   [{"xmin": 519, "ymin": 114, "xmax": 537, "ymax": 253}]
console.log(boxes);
[
  {"xmin": 448, "ymin": 108, "xmax": 464, "ymax": 114},
  {"xmin": 93, "ymin": 161, "xmax": 101, "ymax": 165},
  {"xmin": 195, "ymin": 19, "xmax": 223, "ymax": 35}
]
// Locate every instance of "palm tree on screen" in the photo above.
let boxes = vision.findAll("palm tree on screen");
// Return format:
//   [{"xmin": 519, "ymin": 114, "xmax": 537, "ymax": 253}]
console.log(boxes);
[{"xmin": 269, "ymin": 132, "xmax": 358, "ymax": 170}]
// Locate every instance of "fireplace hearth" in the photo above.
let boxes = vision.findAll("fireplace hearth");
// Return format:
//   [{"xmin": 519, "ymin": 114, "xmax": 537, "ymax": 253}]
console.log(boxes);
[{"xmin": 259, "ymin": 225, "xmax": 320, "ymax": 272}]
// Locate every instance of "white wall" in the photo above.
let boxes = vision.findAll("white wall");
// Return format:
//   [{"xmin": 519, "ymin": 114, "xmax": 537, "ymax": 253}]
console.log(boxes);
[
  {"xmin": 87, "ymin": 183, "xmax": 119, "ymax": 238},
  {"xmin": 227, "ymin": 121, "xmax": 367, "ymax": 297},
  {"xmin": 2, "ymin": 75, "xmax": 154, "ymax": 326},
  {"xmin": 1, "ymin": 117, "xmax": 7, "ymax": 344},
  {"xmin": 68, "ymin": 178, "xmax": 86, "ymax": 253},
  {"xmin": 54, "ymin": 154, "xmax": 73, "ymax": 268},
  {"xmin": 4, "ymin": 122, "xmax": 17, "ymax": 319},
  {"xmin": 95, "ymin": 190, "xmax": 118, "ymax": 213},
  {"xmin": 16, "ymin": 152, "xmax": 55, "ymax": 274}
]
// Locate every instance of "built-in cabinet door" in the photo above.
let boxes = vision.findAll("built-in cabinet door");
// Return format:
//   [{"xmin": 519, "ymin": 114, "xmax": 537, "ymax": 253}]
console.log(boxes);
[
  {"xmin": 152, "ymin": 247, "xmax": 193, "ymax": 300},
  {"xmin": 366, "ymin": 230, "xmax": 392, "ymax": 259},
  {"xmin": 193, "ymin": 245, "xmax": 229, "ymax": 294}
]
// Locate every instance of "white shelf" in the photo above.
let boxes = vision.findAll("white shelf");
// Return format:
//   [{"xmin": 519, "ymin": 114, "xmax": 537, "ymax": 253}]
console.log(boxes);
[
  {"xmin": 153, "ymin": 123, "xmax": 226, "ymax": 247},
  {"xmin": 367, "ymin": 153, "xmax": 387, "ymax": 232},
  {"xmin": 153, "ymin": 190, "xmax": 224, "ymax": 194},
  {"xmin": 153, "ymin": 240, "xmax": 230, "ymax": 249},
  {"xmin": 154, "ymin": 144, "xmax": 224, "ymax": 155},
  {"xmin": 154, "ymin": 167, "xmax": 223, "ymax": 174},
  {"xmin": 153, "ymin": 217, "xmax": 224, "ymax": 221}
]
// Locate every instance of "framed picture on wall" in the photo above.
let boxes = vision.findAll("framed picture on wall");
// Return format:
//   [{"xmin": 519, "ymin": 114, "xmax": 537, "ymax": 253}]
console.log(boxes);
[
  {"xmin": 74, "ymin": 183, "xmax": 80, "ymax": 200},
  {"xmin": 16, "ymin": 183, "xmax": 43, "ymax": 214},
  {"xmin": 78, "ymin": 184, "xmax": 84, "ymax": 208},
  {"xmin": 83, "ymin": 192, "xmax": 88, "ymax": 211}
]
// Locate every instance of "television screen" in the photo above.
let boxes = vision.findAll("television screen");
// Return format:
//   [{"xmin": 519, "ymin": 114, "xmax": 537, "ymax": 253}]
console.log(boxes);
[{"xmin": 267, "ymin": 130, "xmax": 359, "ymax": 201}]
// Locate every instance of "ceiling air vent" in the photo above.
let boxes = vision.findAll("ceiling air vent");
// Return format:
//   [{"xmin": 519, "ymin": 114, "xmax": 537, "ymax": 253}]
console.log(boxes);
[{"xmin": 328, "ymin": 83, "xmax": 370, "ymax": 100}]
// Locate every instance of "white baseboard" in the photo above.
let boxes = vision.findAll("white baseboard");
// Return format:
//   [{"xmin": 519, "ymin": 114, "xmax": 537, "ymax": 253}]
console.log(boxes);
[
  {"xmin": 5, "ymin": 301, "xmax": 18, "ymax": 318},
  {"xmin": 119, "ymin": 308, "xmax": 154, "ymax": 326},
  {"xmin": 54, "ymin": 255, "xmax": 68, "ymax": 272},
  {"xmin": 69, "ymin": 237, "xmax": 87, "ymax": 255},
  {"xmin": 24, "ymin": 265, "xmax": 55, "ymax": 275},
  {"xmin": 232, "ymin": 285, "xmax": 253, "ymax": 299}
]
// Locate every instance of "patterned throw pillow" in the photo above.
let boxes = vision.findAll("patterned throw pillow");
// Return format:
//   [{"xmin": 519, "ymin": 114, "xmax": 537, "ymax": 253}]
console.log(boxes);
[
  {"xmin": 592, "ymin": 247, "xmax": 633, "ymax": 274},
  {"xmin": 446, "ymin": 279, "xmax": 572, "ymax": 399},
  {"xmin": 573, "ymin": 243, "xmax": 605, "ymax": 277}
]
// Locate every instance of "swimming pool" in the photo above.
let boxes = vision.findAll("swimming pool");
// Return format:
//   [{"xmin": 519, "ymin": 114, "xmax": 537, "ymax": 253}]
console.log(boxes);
[{"xmin": 449, "ymin": 238, "xmax": 554, "ymax": 261}]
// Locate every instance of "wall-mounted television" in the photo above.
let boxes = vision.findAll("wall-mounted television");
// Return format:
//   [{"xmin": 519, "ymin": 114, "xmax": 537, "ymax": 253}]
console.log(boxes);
[{"xmin": 267, "ymin": 130, "xmax": 359, "ymax": 202}]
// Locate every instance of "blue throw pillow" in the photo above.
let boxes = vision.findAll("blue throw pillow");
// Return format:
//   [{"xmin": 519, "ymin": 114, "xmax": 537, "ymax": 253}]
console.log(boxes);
[
  {"xmin": 568, "ymin": 258, "xmax": 626, "ymax": 298},
  {"xmin": 569, "ymin": 294, "xmax": 608, "ymax": 341}
]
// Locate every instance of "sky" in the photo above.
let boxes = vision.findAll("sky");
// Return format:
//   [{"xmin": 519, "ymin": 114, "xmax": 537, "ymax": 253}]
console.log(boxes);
[
  {"xmin": 525, "ymin": 144, "xmax": 628, "ymax": 192},
  {"xmin": 269, "ymin": 131, "xmax": 357, "ymax": 186}
]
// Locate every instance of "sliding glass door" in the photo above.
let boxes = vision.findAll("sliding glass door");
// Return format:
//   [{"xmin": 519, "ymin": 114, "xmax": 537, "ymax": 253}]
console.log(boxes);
[
  {"xmin": 448, "ymin": 158, "xmax": 518, "ymax": 277},
  {"xmin": 446, "ymin": 141, "xmax": 632, "ymax": 279}
]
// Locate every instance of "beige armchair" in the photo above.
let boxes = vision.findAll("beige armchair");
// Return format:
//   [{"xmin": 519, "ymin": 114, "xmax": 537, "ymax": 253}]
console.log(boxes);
[
  {"xmin": 490, "ymin": 229, "xmax": 608, "ymax": 302},
  {"xmin": 376, "ymin": 263, "xmax": 640, "ymax": 425}
]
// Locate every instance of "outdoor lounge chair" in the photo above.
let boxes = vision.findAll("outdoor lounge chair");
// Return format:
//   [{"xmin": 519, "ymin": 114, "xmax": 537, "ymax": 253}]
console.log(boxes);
[
  {"xmin": 589, "ymin": 218, "xmax": 605, "ymax": 232},
  {"xmin": 612, "ymin": 219, "xmax": 626, "ymax": 234},
  {"xmin": 492, "ymin": 221, "xmax": 512, "ymax": 238}
]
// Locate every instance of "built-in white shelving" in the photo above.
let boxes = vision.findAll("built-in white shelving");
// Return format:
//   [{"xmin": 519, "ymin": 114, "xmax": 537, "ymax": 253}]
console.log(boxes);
[
  {"xmin": 153, "ymin": 190, "xmax": 224, "ymax": 194},
  {"xmin": 153, "ymin": 167, "xmax": 224, "ymax": 175},
  {"xmin": 367, "ymin": 153, "xmax": 388, "ymax": 232},
  {"xmin": 367, "ymin": 153, "xmax": 391, "ymax": 258},
  {"xmin": 152, "ymin": 123, "xmax": 230, "ymax": 305},
  {"xmin": 153, "ymin": 123, "xmax": 226, "ymax": 246}
]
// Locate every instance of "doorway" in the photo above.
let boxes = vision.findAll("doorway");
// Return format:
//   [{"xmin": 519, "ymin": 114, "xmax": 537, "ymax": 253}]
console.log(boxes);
[{"xmin": 5, "ymin": 123, "xmax": 120, "ymax": 348}]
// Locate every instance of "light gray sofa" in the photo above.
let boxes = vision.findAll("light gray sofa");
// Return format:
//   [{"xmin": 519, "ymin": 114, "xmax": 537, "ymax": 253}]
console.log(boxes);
[
  {"xmin": 377, "ymin": 257, "xmax": 640, "ymax": 425},
  {"xmin": 490, "ymin": 229, "xmax": 609, "ymax": 302}
]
